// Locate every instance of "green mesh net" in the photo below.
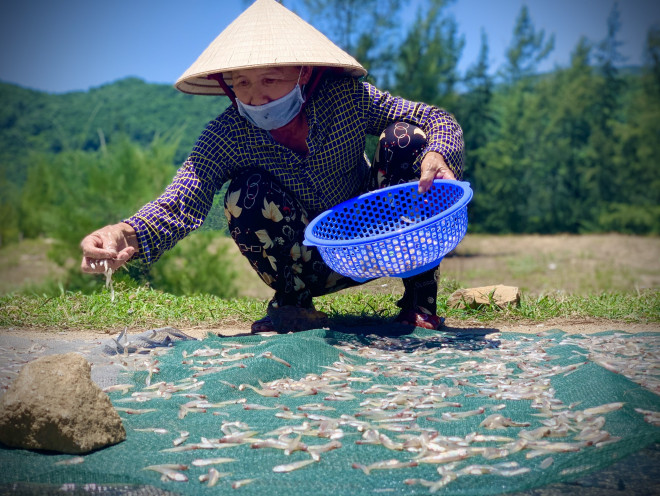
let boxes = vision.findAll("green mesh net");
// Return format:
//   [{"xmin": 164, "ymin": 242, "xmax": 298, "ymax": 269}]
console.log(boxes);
[{"xmin": 1, "ymin": 329, "xmax": 659, "ymax": 495}]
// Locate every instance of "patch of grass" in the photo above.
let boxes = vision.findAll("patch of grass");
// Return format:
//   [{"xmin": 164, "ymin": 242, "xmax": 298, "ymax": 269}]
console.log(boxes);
[{"xmin": 1, "ymin": 281, "xmax": 657, "ymax": 331}]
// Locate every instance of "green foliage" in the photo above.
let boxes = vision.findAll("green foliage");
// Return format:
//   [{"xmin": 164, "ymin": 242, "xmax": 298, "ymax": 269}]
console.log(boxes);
[
  {"xmin": 199, "ymin": 185, "xmax": 230, "ymax": 234},
  {"xmin": 149, "ymin": 231, "xmax": 238, "ymax": 299},
  {"xmin": 13, "ymin": 137, "xmax": 236, "ymax": 296},
  {"xmin": 0, "ymin": 77, "xmax": 228, "ymax": 186},
  {"xmin": 501, "ymin": 5, "xmax": 555, "ymax": 84},
  {"xmin": 0, "ymin": 170, "xmax": 20, "ymax": 246},
  {"xmin": 459, "ymin": 13, "xmax": 660, "ymax": 234},
  {"xmin": 300, "ymin": 0, "xmax": 403, "ymax": 83},
  {"xmin": 2, "ymin": 0, "xmax": 660, "ymax": 271},
  {"xmin": 391, "ymin": 0, "xmax": 464, "ymax": 109},
  {"xmin": 18, "ymin": 135, "xmax": 178, "ymax": 243}
]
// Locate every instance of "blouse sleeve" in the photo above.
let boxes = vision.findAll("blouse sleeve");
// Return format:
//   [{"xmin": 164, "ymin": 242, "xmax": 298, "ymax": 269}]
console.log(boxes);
[
  {"xmin": 361, "ymin": 81, "xmax": 464, "ymax": 179},
  {"xmin": 123, "ymin": 119, "xmax": 233, "ymax": 265}
]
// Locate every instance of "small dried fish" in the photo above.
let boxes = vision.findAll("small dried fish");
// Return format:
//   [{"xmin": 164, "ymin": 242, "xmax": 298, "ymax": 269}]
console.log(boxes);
[
  {"xmin": 416, "ymin": 449, "xmax": 470, "ymax": 465},
  {"xmin": 272, "ymin": 459, "xmax": 316, "ymax": 473},
  {"xmin": 102, "ymin": 384, "xmax": 134, "ymax": 394},
  {"xmin": 525, "ymin": 441, "xmax": 588, "ymax": 454},
  {"xmin": 143, "ymin": 464, "xmax": 188, "ymax": 482},
  {"xmin": 134, "ymin": 427, "xmax": 168, "ymax": 434},
  {"xmin": 173, "ymin": 431, "xmax": 190, "ymax": 446},
  {"xmin": 244, "ymin": 403, "xmax": 279, "ymax": 410},
  {"xmin": 352, "ymin": 459, "xmax": 418, "ymax": 475},
  {"xmin": 635, "ymin": 408, "xmax": 660, "ymax": 426},
  {"xmin": 191, "ymin": 457, "xmax": 237, "ymax": 467},
  {"xmin": 307, "ymin": 440, "xmax": 342, "ymax": 461},
  {"xmin": 439, "ymin": 407, "xmax": 486, "ymax": 421},
  {"xmin": 297, "ymin": 403, "xmax": 336, "ymax": 411},
  {"xmin": 583, "ymin": 402, "xmax": 624, "ymax": 417},
  {"xmin": 55, "ymin": 456, "xmax": 85, "ymax": 466},
  {"xmin": 238, "ymin": 383, "xmax": 280, "ymax": 397},
  {"xmin": 199, "ymin": 468, "xmax": 230, "ymax": 487},
  {"xmin": 260, "ymin": 351, "xmax": 291, "ymax": 367},
  {"xmin": 498, "ymin": 467, "xmax": 531, "ymax": 476},
  {"xmin": 114, "ymin": 407, "xmax": 157, "ymax": 415},
  {"xmin": 480, "ymin": 414, "xmax": 531, "ymax": 429},
  {"xmin": 100, "ymin": 259, "xmax": 114, "ymax": 302},
  {"xmin": 231, "ymin": 478, "xmax": 255, "ymax": 489}
]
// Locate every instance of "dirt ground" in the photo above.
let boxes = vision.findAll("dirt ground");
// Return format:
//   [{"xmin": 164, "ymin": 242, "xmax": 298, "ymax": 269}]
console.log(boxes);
[
  {"xmin": 220, "ymin": 232, "xmax": 660, "ymax": 300},
  {"xmin": 1, "ymin": 317, "xmax": 658, "ymax": 345}
]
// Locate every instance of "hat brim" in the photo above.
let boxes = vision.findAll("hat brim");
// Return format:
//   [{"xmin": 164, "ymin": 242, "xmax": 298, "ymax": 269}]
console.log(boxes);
[{"xmin": 174, "ymin": 0, "xmax": 367, "ymax": 96}]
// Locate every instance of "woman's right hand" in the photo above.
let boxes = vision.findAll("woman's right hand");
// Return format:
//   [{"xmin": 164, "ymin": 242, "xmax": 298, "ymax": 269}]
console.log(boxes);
[{"xmin": 80, "ymin": 222, "xmax": 139, "ymax": 273}]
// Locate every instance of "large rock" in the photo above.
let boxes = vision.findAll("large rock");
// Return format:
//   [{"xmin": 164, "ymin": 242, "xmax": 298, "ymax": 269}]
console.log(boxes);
[
  {"xmin": 0, "ymin": 352, "xmax": 126, "ymax": 454},
  {"xmin": 448, "ymin": 284, "xmax": 521, "ymax": 310}
]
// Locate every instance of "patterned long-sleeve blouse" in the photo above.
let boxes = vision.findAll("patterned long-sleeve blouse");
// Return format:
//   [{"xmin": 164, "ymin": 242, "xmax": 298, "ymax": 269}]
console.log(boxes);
[{"xmin": 124, "ymin": 74, "xmax": 464, "ymax": 265}]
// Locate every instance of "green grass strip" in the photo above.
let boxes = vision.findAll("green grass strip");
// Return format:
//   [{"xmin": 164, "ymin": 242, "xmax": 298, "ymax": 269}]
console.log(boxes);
[{"xmin": 0, "ymin": 282, "xmax": 657, "ymax": 330}]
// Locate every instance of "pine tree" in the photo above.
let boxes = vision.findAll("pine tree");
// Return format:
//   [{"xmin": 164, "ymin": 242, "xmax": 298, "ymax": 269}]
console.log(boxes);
[{"xmin": 391, "ymin": 0, "xmax": 464, "ymax": 109}]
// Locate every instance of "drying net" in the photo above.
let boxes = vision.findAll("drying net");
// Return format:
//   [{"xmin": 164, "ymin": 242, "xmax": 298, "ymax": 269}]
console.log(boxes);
[{"xmin": 1, "ymin": 328, "xmax": 659, "ymax": 495}]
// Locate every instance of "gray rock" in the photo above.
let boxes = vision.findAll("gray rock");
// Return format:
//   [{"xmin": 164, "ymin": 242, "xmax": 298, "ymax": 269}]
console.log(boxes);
[
  {"xmin": 0, "ymin": 352, "xmax": 126, "ymax": 454},
  {"xmin": 448, "ymin": 284, "xmax": 521, "ymax": 309}
]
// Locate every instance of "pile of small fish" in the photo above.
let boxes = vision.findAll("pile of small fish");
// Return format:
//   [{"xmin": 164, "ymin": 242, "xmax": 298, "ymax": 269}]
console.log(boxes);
[
  {"xmin": 556, "ymin": 333, "xmax": 660, "ymax": 394},
  {"xmin": 89, "ymin": 330, "xmax": 659, "ymax": 492}
]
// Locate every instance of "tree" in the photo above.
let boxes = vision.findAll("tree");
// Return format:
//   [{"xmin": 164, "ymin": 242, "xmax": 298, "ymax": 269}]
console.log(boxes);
[
  {"xmin": 455, "ymin": 30, "xmax": 495, "ymax": 230},
  {"xmin": 603, "ymin": 25, "xmax": 660, "ymax": 233},
  {"xmin": 298, "ymin": 0, "xmax": 403, "ymax": 84},
  {"xmin": 642, "ymin": 25, "xmax": 660, "ymax": 95},
  {"xmin": 391, "ymin": 0, "xmax": 464, "ymax": 108},
  {"xmin": 535, "ymin": 38, "xmax": 599, "ymax": 232},
  {"xmin": 459, "ymin": 30, "xmax": 494, "ymax": 152},
  {"xmin": 0, "ymin": 171, "xmax": 20, "ymax": 246},
  {"xmin": 473, "ymin": 6, "xmax": 555, "ymax": 232},
  {"xmin": 500, "ymin": 5, "xmax": 554, "ymax": 85},
  {"xmin": 589, "ymin": 2, "xmax": 627, "ymax": 211}
]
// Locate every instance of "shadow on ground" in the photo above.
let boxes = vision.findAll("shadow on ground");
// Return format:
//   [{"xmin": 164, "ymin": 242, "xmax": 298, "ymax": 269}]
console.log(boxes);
[{"xmin": 507, "ymin": 443, "xmax": 659, "ymax": 496}]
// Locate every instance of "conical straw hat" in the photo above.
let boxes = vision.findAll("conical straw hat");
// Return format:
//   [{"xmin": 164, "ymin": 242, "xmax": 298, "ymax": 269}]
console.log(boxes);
[{"xmin": 175, "ymin": 0, "xmax": 367, "ymax": 95}]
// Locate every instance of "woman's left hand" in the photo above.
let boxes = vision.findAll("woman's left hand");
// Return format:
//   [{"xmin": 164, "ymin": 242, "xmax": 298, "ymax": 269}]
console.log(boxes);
[{"xmin": 418, "ymin": 151, "xmax": 455, "ymax": 194}]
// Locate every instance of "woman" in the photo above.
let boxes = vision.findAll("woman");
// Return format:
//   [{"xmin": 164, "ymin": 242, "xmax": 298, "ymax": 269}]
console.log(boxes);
[{"xmin": 80, "ymin": 0, "xmax": 463, "ymax": 333}]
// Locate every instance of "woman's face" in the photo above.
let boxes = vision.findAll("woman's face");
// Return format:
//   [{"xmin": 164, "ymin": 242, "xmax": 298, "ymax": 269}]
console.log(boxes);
[{"xmin": 231, "ymin": 66, "xmax": 311, "ymax": 106}]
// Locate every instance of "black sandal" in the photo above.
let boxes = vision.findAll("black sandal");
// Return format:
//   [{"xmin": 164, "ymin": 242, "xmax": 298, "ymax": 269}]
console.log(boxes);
[
  {"xmin": 394, "ymin": 309, "xmax": 445, "ymax": 330},
  {"xmin": 266, "ymin": 304, "xmax": 328, "ymax": 333},
  {"xmin": 251, "ymin": 315, "xmax": 277, "ymax": 334}
]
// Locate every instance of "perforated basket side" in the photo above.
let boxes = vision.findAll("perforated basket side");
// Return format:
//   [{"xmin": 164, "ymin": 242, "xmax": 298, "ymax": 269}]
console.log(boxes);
[
  {"xmin": 306, "ymin": 180, "xmax": 470, "ymax": 246},
  {"xmin": 320, "ymin": 205, "xmax": 468, "ymax": 281}
]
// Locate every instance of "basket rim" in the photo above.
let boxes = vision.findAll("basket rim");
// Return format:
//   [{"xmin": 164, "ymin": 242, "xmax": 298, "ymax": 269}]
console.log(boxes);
[{"xmin": 303, "ymin": 179, "xmax": 473, "ymax": 248}]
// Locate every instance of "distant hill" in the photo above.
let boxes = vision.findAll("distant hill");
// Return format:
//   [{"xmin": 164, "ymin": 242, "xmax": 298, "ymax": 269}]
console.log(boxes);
[{"xmin": 0, "ymin": 77, "xmax": 230, "ymax": 185}]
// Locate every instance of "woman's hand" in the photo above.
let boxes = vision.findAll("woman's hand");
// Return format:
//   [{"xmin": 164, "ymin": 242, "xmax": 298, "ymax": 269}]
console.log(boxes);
[
  {"xmin": 80, "ymin": 222, "xmax": 138, "ymax": 273},
  {"xmin": 418, "ymin": 151, "xmax": 456, "ymax": 194}
]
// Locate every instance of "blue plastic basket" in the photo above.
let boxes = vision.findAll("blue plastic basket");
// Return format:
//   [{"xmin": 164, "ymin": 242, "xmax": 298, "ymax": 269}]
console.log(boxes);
[{"xmin": 303, "ymin": 180, "xmax": 473, "ymax": 282}]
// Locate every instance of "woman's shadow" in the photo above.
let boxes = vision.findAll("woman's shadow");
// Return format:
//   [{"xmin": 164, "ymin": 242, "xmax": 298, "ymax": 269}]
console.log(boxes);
[{"xmin": 324, "ymin": 315, "xmax": 501, "ymax": 352}]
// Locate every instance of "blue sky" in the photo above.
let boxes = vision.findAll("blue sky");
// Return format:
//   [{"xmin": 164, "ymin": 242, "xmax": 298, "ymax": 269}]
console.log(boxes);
[{"xmin": 0, "ymin": 0, "xmax": 658, "ymax": 94}]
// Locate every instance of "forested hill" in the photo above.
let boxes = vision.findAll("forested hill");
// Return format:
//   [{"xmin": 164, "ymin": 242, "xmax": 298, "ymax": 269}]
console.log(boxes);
[
  {"xmin": 1, "ymin": 54, "xmax": 659, "ymax": 244},
  {"xmin": 0, "ymin": 77, "xmax": 229, "ymax": 185}
]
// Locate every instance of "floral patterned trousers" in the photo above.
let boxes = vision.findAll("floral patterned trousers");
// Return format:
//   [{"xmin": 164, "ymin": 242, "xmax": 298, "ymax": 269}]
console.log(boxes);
[{"xmin": 223, "ymin": 122, "xmax": 440, "ymax": 315}]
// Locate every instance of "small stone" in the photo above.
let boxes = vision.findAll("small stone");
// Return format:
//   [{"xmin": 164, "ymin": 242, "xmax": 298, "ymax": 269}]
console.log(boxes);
[
  {"xmin": 447, "ymin": 285, "xmax": 521, "ymax": 310},
  {"xmin": 0, "ymin": 353, "xmax": 126, "ymax": 454}
]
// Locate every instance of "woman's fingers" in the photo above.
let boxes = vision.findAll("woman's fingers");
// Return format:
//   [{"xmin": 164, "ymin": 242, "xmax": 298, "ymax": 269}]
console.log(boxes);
[
  {"xmin": 81, "ymin": 256, "xmax": 126, "ymax": 273},
  {"xmin": 80, "ymin": 224, "xmax": 137, "ymax": 273},
  {"xmin": 418, "ymin": 152, "xmax": 455, "ymax": 193}
]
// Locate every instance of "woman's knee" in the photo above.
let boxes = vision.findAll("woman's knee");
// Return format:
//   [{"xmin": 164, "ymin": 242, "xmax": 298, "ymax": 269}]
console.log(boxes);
[
  {"xmin": 224, "ymin": 168, "xmax": 271, "ymax": 218},
  {"xmin": 372, "ymin": 122, "xmax": 428, "ymax": 188}
]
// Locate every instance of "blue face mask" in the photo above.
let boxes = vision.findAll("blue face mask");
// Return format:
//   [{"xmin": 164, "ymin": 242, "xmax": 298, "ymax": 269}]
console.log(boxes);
[{"xmin": 236, "ymin": 72, "xmax": 306, "ymax": 130}]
